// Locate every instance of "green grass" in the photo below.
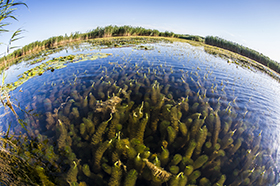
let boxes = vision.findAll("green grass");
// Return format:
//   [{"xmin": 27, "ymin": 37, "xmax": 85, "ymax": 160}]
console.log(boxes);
[
  {"xmin": 0, "ymin": 25, "xmax": 178, "ymax": 71},
  {"xmin": 0, "ymin": 25, "xmax": 279, "ymax": 82},
  {"xmin": 205, "ymin": 36, "xmax": 280, "ymax": 74}
]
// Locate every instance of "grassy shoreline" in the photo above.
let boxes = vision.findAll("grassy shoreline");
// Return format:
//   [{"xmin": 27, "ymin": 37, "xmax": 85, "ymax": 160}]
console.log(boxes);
[
  {"xmin": 1, "ymin": 35, "xmax": 280, "ymax": 82},
  {"xmin": 1, "ymin": 25, "xmax": 279, "ymax": 78},
  {"xmin": 1, "ymin": 36, "xmax": 279, "ymax": 97},
  {"xmin": 1, "ymin": 35, "xmax": 279, "ymax": 186}
]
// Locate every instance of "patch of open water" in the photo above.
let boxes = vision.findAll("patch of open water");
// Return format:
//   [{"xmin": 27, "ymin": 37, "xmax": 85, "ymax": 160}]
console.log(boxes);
[{"xmin": 1, "ymin": 41, "xmax": 279, "ymax": 185}]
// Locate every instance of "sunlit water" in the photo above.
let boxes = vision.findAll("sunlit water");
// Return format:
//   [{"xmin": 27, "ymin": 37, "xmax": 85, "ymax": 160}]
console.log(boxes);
[{"xmin": 1, "ymin": 41, "xmax": 280, "ymax": 185}]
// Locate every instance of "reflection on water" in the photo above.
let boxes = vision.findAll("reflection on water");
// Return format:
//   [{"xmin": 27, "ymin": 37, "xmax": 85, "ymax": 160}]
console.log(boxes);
[{"xmin": 1, "ymin": 41, "xmax": 280, "ymax": 185}]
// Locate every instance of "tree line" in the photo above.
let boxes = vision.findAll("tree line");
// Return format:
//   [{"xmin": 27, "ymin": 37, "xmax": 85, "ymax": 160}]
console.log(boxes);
[
  {"xmin": 0, "ymin": 25, "xmax": 178, "ymax": 69},
  {"xmin": 205, "ymin": 36, "xmax": 280, "ymax": 73},
  {"xmin": 1, "ymin": 26, "xmax": 279, "ymax": 75}
]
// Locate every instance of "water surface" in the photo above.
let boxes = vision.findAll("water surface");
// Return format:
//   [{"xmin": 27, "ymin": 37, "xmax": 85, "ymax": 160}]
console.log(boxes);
[{"xmin": 1, "ymin": 40, "xmax": 279, "ymax": 185}]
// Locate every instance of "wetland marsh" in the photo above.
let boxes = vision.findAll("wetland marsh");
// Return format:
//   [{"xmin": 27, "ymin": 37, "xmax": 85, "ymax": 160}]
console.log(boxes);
[{"xmin": 0, "ymin": 38, "xmax": 279, "ymax": 185}]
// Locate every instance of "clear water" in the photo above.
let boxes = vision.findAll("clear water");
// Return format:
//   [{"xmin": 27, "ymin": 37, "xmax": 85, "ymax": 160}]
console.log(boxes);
[{"xmin": 1, "ymin": 41, "xmax": 279, "ymax": 185}]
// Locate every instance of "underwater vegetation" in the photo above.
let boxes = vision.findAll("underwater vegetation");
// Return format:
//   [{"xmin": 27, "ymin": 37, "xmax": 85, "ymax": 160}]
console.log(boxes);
[
  {"xmin": 0, "ymin": 125, "xmax": 59, "ymax": 185},
  {"xmin": 0, "ymin": 40, "xmax": 279, "ymax": 186},
  {"xmin": 1, "ymin": 52, "xmax": 112, "ymax": 93},
  {"xmin": 0, "ymin": 25, "xmax": 178, "ymax": 72},
  {"xmin": 1, "ymin": 25, "xmax": 278, "ymax": 80}
]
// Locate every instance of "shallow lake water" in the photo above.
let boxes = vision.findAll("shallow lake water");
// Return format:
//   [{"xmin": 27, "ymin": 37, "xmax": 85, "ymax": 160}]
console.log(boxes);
[{"xmin": 1, "ymin": 40, "xmax": 280, "ymax": 185}]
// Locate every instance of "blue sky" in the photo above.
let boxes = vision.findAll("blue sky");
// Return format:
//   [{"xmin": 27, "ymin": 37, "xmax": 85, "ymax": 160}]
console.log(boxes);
[{"xmin": 1, "ymin": 0, "xmax": 280, "ymax": 62}]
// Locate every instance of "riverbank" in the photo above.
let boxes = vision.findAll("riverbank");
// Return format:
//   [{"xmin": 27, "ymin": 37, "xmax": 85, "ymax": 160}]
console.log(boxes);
[{"xmin": 1, "ymin": 35, "xmax": 279, "ymax": 83}]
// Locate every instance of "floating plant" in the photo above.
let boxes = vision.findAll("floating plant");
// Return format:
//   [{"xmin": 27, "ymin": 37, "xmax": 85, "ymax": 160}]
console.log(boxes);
[
  {"xmin": 1, "ymin": 52, "xmax": 112, "ymax": 93},
  {"xmin": 0, "ymin": 38, "xmax": 279, "ymax": 186}
]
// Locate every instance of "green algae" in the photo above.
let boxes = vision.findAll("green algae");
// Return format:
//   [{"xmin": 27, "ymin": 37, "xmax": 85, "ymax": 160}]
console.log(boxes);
[
  {"xmin": 2, "ymin": 52, "xmax": 112, "ymax": 93},
  {"xmin": 134, "ymin": 45, "xmax": 155, "ymax": 50}
]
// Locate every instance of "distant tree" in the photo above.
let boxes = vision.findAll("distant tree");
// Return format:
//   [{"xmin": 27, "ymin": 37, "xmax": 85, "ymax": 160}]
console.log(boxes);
[{"xmin": 205, "ymin": 36, "xmax": 280, "ymax": 73}]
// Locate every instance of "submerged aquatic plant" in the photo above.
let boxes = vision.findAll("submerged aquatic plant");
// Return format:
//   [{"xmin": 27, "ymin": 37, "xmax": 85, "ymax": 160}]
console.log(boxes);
[
  {"xmin": 143, "ymin": 158, "xmax": 172, "ymax": 182},
  {"xmin": 0, "ymin": 39, "xmax": 279, "ymax": 186},
  {"xmin": 0, "ymin": 127, "xmax": 57, "ymax": 185},
  {"xmin": 1, "ymin": 52, "xmax": 112, "ymax": 94}
]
